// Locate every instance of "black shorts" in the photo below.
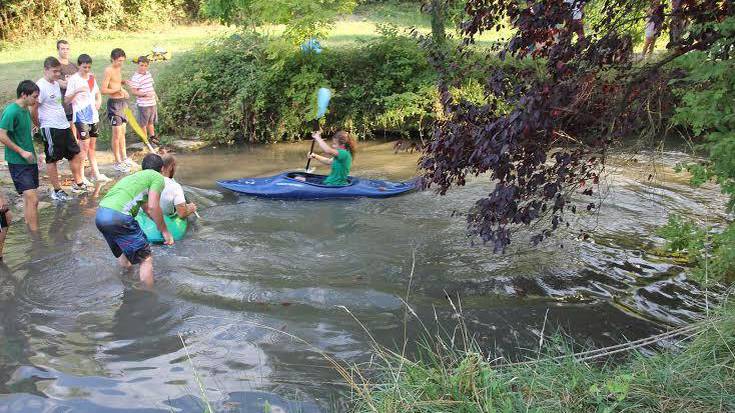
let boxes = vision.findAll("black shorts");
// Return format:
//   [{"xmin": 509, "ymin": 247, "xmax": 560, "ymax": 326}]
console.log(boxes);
[
  {"xmin": 40, "ymin": 127, "xmax": 81, "ymax": 163},
  {"xmin": 8, "ymin": 163, "xmax": 39, "ymax": 194},
  {"xmin": 107, "ymin": 98, "xmax": 128, "ymax": 126},
  {"xmin": 75, "ymin": 122, "xmax": 99, "ymax": 140}
]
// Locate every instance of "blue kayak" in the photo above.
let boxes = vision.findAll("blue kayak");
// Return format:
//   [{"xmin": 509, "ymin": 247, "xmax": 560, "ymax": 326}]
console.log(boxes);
[{"xmin": 217, "ymin": 172, "xmax": 417, "ymax": 199}]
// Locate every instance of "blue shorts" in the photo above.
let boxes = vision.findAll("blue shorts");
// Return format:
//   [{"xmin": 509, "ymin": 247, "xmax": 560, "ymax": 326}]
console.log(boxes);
[
  {"xmin": 95, "ymin": 207, "xmax": 152, "ymax": 264},
  {"xmin": 8, "ymin": 163, "xmax": 39, "ymax": 194}
]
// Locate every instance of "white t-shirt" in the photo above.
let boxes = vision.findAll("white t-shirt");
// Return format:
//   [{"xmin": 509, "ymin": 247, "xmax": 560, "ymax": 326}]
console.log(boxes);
[
  {"xmin": 160, "ymin": 177, "xmax": 186, "ymax": 216},
  {"xmin": 36, "ymin": 78, "xmax": 70, "ymax": 129},
  {"xmin": 65, "ymin": 73, "xmax": 100, "ymax": 124}
]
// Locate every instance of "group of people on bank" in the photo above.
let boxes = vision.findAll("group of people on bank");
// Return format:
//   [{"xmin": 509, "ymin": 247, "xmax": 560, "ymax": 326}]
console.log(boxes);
[{"xmin": 0, "ymin": 40, "xmax": 360, "ymax": 288}]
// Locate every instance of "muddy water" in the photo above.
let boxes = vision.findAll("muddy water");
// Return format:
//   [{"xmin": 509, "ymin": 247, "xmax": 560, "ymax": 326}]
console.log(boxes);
[{"xmin": 0, "ymin": 142, "xmax": 728, "ymax": 412}]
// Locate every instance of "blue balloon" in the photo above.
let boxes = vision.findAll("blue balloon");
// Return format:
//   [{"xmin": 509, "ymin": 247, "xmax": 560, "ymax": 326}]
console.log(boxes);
[{"xmin": 316, "ymin": 87, "xmax": 331, "ymax": 119}]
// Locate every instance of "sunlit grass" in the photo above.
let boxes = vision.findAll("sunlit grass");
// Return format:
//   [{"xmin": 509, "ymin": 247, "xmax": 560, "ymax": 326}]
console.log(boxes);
[{"xmin": 0, "ymin": 24, "xmax": 234, "ymax": 100}]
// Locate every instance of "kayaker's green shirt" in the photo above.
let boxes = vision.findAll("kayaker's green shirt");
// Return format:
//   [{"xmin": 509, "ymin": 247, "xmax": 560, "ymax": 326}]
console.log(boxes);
[
  {"xmin": 0, "ymin": 103, "xmax": 35, "ymax": 165},
  {"xmin": 323, "ymin": 149, "xmax": 352, "ymax": 186},
  {"xmin": 99, "ymin": 169, "xmax": 165, "ymax": 216}
]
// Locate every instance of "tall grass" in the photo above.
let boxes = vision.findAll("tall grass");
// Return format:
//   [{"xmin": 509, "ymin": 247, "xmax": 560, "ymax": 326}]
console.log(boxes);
[{"xmin": 347, "ymin": 296, "xmax": 735, "ymax": 412}]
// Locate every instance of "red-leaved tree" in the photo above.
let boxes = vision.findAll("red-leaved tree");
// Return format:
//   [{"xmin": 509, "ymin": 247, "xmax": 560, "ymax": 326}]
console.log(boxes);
[{"xmin": 420, "ymin": 0, "xmax": 732, "ymax": 251}]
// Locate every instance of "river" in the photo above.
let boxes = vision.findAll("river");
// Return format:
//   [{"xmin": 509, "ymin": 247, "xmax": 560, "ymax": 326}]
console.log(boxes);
[{"xmin": 0, "ymin": 141, "xmax": 728, "ymax": 412}]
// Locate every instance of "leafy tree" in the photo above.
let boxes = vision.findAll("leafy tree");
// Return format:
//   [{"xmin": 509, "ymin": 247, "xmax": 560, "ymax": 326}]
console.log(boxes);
[
  {"xmin": 202, "ymin": 0, "xmax": 356, "ymax": 43},
  {"xmin": 420, "ymin": 0, "xmax": 733, "ymax": 252}
]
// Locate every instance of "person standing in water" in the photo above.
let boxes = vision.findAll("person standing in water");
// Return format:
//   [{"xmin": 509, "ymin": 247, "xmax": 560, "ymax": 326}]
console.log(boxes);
[
  {"xmin": 0, "ymin": 80, "xmax": 41, "ymax": 244},
  {"xmin": 101, "ymin": 48, "xmax": 134, "ymax": 173},
  {"xmin": 95, "ymin": 153, "xmax": 172, "ymax": 289},
  {"xmin": 306, "ymin": 130, "xmax": 357, "ymax": 186}
]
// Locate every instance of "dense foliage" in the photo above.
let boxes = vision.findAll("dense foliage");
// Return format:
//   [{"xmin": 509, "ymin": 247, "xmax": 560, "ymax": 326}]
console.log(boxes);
[
  {"xmin": 156, "ymin": 31, "xmax": 524, "ymax": 143},
  {"xmin": 657, "ymin": 215, "xmax": 735, "ymax": 284},
  {"xmin": 654, "ymin": 16, "xmax": 735, "ymax": 284},
  {"xmin": 420, "ymin": 0, "xmax": 733, "ymax": 252},
  {"xmin": 0, "ymin": 0, "xmax": 202, "ymax": 41}
]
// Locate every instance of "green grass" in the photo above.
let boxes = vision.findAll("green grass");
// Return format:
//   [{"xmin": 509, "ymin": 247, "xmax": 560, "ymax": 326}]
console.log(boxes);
[
  {"xmin": 0, "ymin": 24, "xmax": 234, "ymax": 101},
  {"xmin": 348, "ymin": 304, "xmax": 735, "ymax": 412}
]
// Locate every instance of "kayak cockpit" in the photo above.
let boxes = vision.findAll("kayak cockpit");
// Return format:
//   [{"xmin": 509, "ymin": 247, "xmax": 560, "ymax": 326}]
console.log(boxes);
[{"xmin": 285, "ymin": 172, "xmax": 355, "ymax": 187}]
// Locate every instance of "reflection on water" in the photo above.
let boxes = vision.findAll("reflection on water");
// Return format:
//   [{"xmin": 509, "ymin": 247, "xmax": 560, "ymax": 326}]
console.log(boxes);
[{"xmin": 0, "ymin": 142, "xmax": 729, "ymax": 412}]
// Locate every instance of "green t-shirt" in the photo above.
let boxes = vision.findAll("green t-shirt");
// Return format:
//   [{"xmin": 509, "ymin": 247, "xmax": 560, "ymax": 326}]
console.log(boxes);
[
  {"xmin": 323, "ymin": 149, "xmax": 352, "ymax": 186},
  {"xmin": 0, "ymin": 103, "xmax": 35, "ymax": 165},
  {"xmin": 99, "ymin": 169, "xmax": 165, "ymax": 216}
]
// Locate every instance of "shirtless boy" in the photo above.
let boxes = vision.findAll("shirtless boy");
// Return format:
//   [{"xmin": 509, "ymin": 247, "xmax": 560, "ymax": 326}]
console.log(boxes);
[{"xmin": 101, "ymin": 48, "xmax": 134, "ymax": 173}]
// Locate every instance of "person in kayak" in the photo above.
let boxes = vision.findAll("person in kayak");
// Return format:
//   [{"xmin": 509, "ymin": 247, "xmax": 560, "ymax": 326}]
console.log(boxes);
[
  {"xmin": 306, "ymin": 130, "xmax": 356, "ymax": 186},
  {"xmin": 95, "ymin": 153, "xmax": 172, "ymax": 288}
]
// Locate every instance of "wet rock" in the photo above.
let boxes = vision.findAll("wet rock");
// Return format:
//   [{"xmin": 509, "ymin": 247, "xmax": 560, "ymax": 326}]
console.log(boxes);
[
  {"xmin": 128, "ymin": 143, "xmax": 146, "ymax": 152},
  {"xmin": 170, "ymin": 140, "xmax": 208, "ymax": 152}
]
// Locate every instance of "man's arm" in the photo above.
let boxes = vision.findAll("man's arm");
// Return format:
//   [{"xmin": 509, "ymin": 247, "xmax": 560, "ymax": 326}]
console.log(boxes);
[
  {"xmin": 174, "ymin": 202, "xmax": 197, "ymax": 219},
  {"xmin": 0, "ymin": 129, "xmax": 34, "ymax": 163},
  {"xmin": 30, "ymin": 102, "xmax": 39, "ymax": 127}
]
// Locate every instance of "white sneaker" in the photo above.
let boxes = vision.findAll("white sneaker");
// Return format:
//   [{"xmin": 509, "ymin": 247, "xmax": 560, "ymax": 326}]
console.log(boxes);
[
  {"xmin": 71, "ymin": 183, "xmax": 88, "ymax": 194},
  {"xmin": 124, "ymin": 158, "xmax": 138, "ymax": 168},
  {"xmin": 113, "ymin": 162, "xmax": 130, "ymax": 173},
  {"xmin": 82, "ymin": 177, "xmax": 93, "ymax": 187},
  {"xmin": 94, "ymin": 173, "xmax": 112, "ymax": 182},
  {"xmin": 50, "ymin": 189, "xmax": 71, "ymax": 201}
]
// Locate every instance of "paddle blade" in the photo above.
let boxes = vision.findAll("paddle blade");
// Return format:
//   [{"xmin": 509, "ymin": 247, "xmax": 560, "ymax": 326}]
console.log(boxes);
[
  {"xmin": 123, "ymin": 107, "xmax": 155, "ymax": 153},
  {"xmin": 315, "ymin": 87, "xmax": 331, "ymax": 119}
]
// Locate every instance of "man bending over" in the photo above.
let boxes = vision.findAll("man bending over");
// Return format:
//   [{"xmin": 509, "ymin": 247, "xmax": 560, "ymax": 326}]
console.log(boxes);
[{"xmin": 95, "ymin": 154, "xmax": 173, "ymax": 288}]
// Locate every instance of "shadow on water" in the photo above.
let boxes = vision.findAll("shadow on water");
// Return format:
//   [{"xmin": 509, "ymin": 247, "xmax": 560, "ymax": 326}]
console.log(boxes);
[{"xmin": 0, "ymin": 142, "xmax": 730, "ymax": 411}]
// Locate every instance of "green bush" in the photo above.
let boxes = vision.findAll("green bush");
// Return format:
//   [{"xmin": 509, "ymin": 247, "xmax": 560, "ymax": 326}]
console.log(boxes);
[
  {"xmin": 156, "ymin": 31, "xmax": 531, "ymax": 143},
  {"xmin": 156, "ymin": 32, "xmax": 438, "ymax": 143}
]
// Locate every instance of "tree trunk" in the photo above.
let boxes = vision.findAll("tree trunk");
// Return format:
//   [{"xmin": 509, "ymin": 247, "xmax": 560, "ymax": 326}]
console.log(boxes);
[{"xmin": 430, "ymin": 0, "xmax": 446, "ymax": 46}]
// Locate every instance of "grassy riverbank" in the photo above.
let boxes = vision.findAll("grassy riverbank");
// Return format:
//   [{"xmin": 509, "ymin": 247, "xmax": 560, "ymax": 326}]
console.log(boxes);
[{"xmin": 349, "ymin": 303, "xmax": 735, "ymax": 412}]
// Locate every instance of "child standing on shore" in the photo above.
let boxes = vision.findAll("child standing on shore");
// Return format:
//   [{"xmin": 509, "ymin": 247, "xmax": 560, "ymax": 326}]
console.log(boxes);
[
  {"xmin": 129, "ymin": 56, "xmax": 159, "ymax": 146},
  {"xmin": 101, "ymin": 48, "xmax": 133, "ymax": 173},
  {"xmin": 65, "ymin": 54, "xmax": 111, "ymax": 184}
]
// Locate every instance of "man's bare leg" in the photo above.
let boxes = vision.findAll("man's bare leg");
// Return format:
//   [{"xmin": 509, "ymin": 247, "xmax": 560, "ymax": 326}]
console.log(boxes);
[
  {"xmin": 0, "ymin": 209, "xmax": 10, "ymax": 258},
  {"xmin": 111, "ymin": 126, "xmax": 122, "ymax": 164},
  {"xmin": 70, "ymin": 153, "xmax": 84, "ymax": 184},
  {"xmin": 88, "ymin": 138, "xmax": 102, "ymax": 178},
  {"xmin": 117, "ymin": 254, "xmax": 132, "ymax": 269},
  {"xmin": 139, "ymin": 256, "xmax": 154, "ymax": 288},
  {"xmin": 23, "ymin": 189, "xmax": 39, "ymax": 232},
  {"xmin": 120, "ymin": 124, "xmax": 128, "ymax": 161},
  {"xmin": 46, "ymin": 162, "xmax": 62, "ymax": 190}
]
